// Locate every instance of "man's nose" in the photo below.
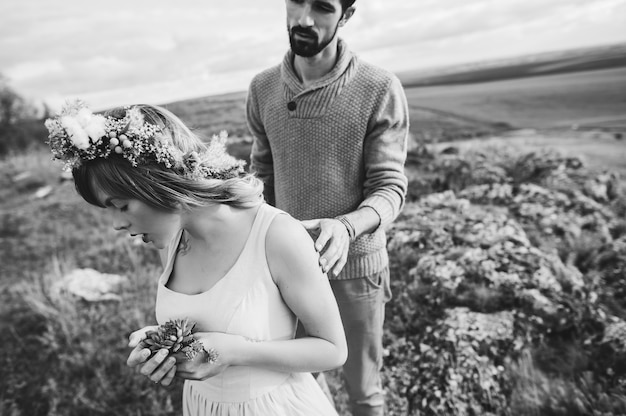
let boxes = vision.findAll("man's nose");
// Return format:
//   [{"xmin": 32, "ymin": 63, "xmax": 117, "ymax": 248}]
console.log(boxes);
[{"xmin": 297, "ymin": 6, "xmax": 314, "ymax": 27}]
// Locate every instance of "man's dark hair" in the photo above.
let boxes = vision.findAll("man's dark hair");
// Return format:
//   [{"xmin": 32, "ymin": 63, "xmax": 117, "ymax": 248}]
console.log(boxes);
[{"xmin": 340, "ymin": 0, "xmax": 355, "ymax": 12}]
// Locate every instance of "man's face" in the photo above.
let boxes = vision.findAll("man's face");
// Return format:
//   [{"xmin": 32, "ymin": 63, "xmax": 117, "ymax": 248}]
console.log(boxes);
[{"xmin": 286, "ymin": 0, "xmax": 345, "ymax": 58}]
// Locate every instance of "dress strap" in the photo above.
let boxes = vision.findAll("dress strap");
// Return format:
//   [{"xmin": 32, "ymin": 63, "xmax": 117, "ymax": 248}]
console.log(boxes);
[
  {"xmin": 242, "ymin": 204, "xmax": 287, "ymax": 275},
  {"xmin": 158, "ymin": 229, "xmax": 184, "ymax": 286}
]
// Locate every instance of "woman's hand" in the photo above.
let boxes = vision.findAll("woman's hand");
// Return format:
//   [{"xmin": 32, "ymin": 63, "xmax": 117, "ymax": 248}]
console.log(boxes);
[
  {"xmin": 174, "ymin": 332, "xmax": 242, "ymax": 381},
  {"xmin": 126, "ymin": 325, "xmax": 177, "ymax": 386}
]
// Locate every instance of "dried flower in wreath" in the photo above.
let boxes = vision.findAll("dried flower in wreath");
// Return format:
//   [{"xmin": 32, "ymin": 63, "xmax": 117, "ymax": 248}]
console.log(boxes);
[
  {"xmin": 144, "ymin": 318, "xmax": 218, "ymax": 363},
  {"xmin": 44, "ymin": 99, "xmax": 245, "ymax": 180}
]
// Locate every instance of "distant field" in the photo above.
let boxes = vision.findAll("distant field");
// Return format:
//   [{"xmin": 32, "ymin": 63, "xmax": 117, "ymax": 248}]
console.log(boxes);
[{"xmin": 405, "ymin": 67, "xmax": 626, "ymax": 131}]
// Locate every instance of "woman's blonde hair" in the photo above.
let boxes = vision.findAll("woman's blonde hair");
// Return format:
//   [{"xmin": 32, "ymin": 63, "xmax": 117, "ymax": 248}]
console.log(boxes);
[{"xmin": 73, "ymin": 104, "xmax": 263, "ymax": 211}]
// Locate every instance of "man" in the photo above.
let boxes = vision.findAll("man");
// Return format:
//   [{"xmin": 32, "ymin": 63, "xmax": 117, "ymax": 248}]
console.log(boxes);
[{"xmin": 246, "ymin": 1, "xmax": 409, "ymax": 415}]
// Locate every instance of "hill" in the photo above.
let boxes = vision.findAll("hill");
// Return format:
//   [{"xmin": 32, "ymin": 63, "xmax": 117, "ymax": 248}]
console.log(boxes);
[{"xmin": 397, "ymin": 43, "xmax": 626, "ymax": 87}]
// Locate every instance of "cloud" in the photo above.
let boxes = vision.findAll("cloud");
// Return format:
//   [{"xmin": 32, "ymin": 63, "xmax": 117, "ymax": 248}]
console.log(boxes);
[
  {"xmin": 344, "ymin": 0, "xmax": 626, "ymax": 73},
  {"xmin": 5, "ymin": 60, "xmax": 64, "ymax": 82},
  {"xmin": 344, "ymin": 0, "xmax": 622, "ymax": 51}
]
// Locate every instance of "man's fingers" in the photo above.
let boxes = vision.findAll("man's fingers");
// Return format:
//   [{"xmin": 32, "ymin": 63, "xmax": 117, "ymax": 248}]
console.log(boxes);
[
  {"xmin": 319, "ymin": 237, "xmax": 342, "ymax": 270},
  {"xmin": 315, "ymin": 229, "xmax": 333, "ymax": 254},
  {"xmin": 300, "ymin": 219, "xmax": 320, "ymax": 230},
  {"xmin": 318, "ymin": 221, "xmax": 350, "ymax": 271},
  {"xmin": 330, "ymin": 245, "xmax": 349, "ymax": 276}
]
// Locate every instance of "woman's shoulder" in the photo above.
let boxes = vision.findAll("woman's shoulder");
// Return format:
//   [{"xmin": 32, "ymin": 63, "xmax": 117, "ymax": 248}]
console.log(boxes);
[
  {"xmin": 265, "ymin": 207, "xmax": 304, "ymax": 238},
  {"xmin": 263, "ymin": 210, "xmax": 320, "ymax": 286},
  {"xmin": 264, "ymin": 208, "xmax": 314, "ymax": 257}
]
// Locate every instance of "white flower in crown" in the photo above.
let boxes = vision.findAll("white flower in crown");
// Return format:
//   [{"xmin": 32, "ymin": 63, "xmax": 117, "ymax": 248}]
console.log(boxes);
[
  {"xmin": 60, "ymin": 107, "xmax": 106, "ymax": 149},
  {"xmin": 46, "ymin": 99, "xmax": 246, "ymax": 179}
]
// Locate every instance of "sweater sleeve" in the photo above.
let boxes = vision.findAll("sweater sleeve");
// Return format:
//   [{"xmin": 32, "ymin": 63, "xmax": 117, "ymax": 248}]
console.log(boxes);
[
  {"xmin": 358, "ymin": 75, "xmax": 409, "ymax": 229},
  {"xmin": 246, "ymin": 78, "xmax": 276, "ymax": 206}
]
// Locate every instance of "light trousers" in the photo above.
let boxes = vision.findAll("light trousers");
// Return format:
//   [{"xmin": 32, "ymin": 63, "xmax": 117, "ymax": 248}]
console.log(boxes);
[{"xmin": 330, "ymin": 267, "xmax": 391, "ymax": 416}]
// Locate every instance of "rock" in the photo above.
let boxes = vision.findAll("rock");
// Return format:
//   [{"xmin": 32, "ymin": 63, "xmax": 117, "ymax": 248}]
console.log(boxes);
[
  {"xmin": 11, "ymin": 171, "xmax": 45, "ymax": 192},
  {"xmin": 584, "ymin": 178, "xmax": 608, "ymax": 201},
  {"xmin": 12, "ymin": 171, "xmax": 33, "ymax": 182},
  {"xmin": 52, "ymin": 268, "xmax": 128, "ymax": 302},
  {"xmin": 601, "ymin": 321, "xmax": 626, "ymax": 353},
  {"xmin": 444, "ymin": 307, "xmax": 515, "ymax": 343},
  {"xmin": 521, "ymin": 288, "xmax": 559, "ymax": 316},
  {"xmin": 60, "ymin": 170, "xmax": 73, "ymax": 181},
  {"xmin": 33, "ymin": 185, "xmax": 53, "ymax": 199},
  {"xmin": 441, "ymin": 146, "xmax": 459, "ymax": 155}
]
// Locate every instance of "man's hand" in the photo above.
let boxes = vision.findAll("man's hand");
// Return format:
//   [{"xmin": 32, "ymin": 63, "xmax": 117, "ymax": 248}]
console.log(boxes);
[{"xmin": 300, "ymin": 218, "xmax": 350, "ymax": 276}]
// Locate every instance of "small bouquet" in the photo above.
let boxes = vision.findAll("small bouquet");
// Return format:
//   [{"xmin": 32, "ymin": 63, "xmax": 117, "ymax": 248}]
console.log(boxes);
[{"xmin": 143, "ymin": 318, "xmax": 218, "ymax": 363}]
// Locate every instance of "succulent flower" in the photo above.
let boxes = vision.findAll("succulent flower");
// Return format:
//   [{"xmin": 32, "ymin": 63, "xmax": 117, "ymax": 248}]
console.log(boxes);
[{"xmin": 143, "ymin": 318, "xmax": 205, "ymax": 361}]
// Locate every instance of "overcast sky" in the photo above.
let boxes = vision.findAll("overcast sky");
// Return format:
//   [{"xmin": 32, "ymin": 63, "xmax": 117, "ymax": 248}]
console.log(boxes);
[{"xmin": 2, "ymin": 0, "xmax": 625, "ymax": 111}]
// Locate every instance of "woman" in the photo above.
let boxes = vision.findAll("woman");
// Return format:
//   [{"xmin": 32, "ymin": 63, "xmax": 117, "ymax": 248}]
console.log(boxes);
[{"xmin": 45, "ymin": 101, "xmax": 347, "ymax": 415}]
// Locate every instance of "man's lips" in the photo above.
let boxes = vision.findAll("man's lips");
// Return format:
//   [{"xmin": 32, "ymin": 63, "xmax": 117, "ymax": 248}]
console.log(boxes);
[{"xmin": 292, "ymin": 30, "xmax": 316, "ymax": 40}]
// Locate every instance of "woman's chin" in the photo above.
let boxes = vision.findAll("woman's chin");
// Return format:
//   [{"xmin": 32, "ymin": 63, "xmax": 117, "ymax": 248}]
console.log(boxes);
[{"xmin": 150, "ymin": 240, "xmax": 166, "ymax": 249}]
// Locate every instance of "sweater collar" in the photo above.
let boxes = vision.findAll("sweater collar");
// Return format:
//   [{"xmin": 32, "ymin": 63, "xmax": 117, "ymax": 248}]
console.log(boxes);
[{"xmin": 281, "ymin": 38, "xmax": 355, "ymax": 94}]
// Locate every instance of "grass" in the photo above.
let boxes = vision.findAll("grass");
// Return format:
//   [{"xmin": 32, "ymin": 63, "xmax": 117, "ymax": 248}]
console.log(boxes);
[{"xmin": 0, "ymin": 151, "xmax": 181, "ymax": 415}]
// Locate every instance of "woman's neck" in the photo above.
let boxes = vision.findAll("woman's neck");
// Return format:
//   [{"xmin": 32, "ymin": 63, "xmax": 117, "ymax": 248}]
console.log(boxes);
[{"xmin": 181, "ymin": 204, "xmax": 259, "ymax": 250}]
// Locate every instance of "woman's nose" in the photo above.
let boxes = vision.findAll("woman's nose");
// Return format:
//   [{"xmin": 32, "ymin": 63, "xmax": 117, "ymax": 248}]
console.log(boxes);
[{"xmin": 113, "ymin": 218, "xmax": 130, "ymax": 231}]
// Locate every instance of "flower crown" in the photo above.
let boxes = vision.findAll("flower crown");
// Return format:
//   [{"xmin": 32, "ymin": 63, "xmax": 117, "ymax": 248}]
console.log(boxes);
[{"xmin": 44, "ymin": 100, "xmax": 245, "ymax": 180}]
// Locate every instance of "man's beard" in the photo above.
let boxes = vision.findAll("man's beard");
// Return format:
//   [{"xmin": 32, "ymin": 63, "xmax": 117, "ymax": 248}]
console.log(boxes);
[{"xmin": 288, "ymin": 24, "xmax": 339, "ymax": 58}]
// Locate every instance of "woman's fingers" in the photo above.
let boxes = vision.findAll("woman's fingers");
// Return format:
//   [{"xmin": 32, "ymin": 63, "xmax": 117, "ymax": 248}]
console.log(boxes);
[
  {"xmin": 139, "ymin": 349, "xmax": 169, "ymax": 377},
  {"xmin": 160, "ymin": 364, "xmax": 177, "ymax": 386},
  {"xmin": 126, "ymin": 345, "xmax": 151, "ymax": 367},
  {"xmin": 128, "ymin": 325, "xmax": 157, "ymax": 347},
  {"xmin": 150, "ymin": 356, "xmax": 177, "ymax": 385}
]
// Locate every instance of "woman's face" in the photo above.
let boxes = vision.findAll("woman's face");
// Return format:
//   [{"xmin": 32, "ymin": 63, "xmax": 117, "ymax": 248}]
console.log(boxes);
[{"xmin": 94, "ymin": 188, "xmax": 182, "ymax": 250}]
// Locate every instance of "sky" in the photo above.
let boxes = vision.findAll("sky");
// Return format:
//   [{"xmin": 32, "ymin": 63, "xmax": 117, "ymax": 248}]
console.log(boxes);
[{"xmin": 1, "ymin": 0, "xmax": 626, "ymax": 111}]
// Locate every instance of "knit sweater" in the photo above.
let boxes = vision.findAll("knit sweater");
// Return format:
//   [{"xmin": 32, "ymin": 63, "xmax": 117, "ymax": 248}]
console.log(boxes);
[{"xmin": 246, "ymin": 39, "xmax": 409, "ymax": 280}]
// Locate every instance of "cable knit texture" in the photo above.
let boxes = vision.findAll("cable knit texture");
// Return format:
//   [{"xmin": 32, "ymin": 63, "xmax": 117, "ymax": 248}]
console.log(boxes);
[{"xmin": 247, "ymin": 39, "xmax": 409, "ymax": 280}]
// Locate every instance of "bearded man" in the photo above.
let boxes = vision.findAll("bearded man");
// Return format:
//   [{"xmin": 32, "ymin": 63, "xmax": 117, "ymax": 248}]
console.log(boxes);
[{"xmin": 246, "ymin": 1, "xmax": 409, "ymax": 415}]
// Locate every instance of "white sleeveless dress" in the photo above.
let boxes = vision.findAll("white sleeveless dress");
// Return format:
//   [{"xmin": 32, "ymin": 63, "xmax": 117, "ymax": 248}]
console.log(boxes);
[{"xmin": 155, "ymin": 204, "xmax": 339, "ymax": 416}]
